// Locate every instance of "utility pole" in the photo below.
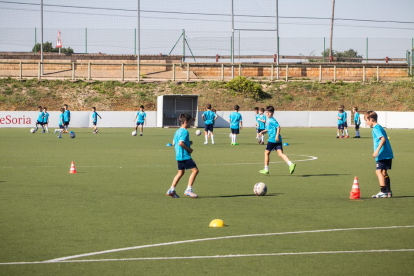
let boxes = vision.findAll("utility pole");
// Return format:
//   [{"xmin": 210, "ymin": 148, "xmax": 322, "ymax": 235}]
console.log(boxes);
[
  {"xmin": 329, "ymin": 0, "xmax": 335, "ymax": 62},
  {"xmin": 41, "ymin": 0, "xmax": 43, "ymax": 74},
  {"xmin": 276, "ymin": 0, "xmax": 279, "ymax": 79},
  {"xmin": 137, "ymin": 0, "xmax": 140, "ymax": 82},
  {"xmin": 231, "ymin": 0, "xmax": 234, "ymax": 78}
]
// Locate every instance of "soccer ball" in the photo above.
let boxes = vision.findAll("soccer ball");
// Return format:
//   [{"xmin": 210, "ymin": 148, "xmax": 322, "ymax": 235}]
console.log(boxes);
[
  {"xmin": 254, "ymin": 182, "xmax": 267, "ymax": 196},
  {"xmin": 196, "ymin": 130, "xmax": 201, "ymax": 136},
  {"xmin": 69, "ymin": 131, "xmax": 76, "ymax": 138},
  {"xmin": 132, "ymin": 130, "xmax": 137, "ymax": 136},
  {"xmin": 30, "ymin": 128, "xmax": 35, "ymax": 133}
]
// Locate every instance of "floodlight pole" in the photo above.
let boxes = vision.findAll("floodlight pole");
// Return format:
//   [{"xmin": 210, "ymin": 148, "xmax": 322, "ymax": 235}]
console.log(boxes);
[
  {"xmin": 231, "ymin": 0, "xmax": 234, "ymax": 79},
  {"xmin": 40, "ymin": 0, "xmax": 43, "ymax": 75},
  {"xmin": 137, "ymin": 0, "xmax": 141, "ymax": 82},
  {"xmin": 276, "ymin": 0, "xmax": 279, "ymax": 79}
]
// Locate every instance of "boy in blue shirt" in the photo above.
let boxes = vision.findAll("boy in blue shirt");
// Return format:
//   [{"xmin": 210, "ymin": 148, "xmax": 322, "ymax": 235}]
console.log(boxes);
[
  {"xmin": 166, "ymin": 113, "xmax": 199, "ymax": 199},
  {"xmin": 228, "ymin": 105, "xmax": 243, "ymax": 145},
  {"xmin": 42, "ymin": 107, "xmax": 49, "ymax": 133},
  {"xmin": 365, "ymin": 111, "xmax": 394, "ymax": 198},
  {"xmin": 202, "ymin": 104, "xmax": 218, "ymax": 145},
  {"xmin": 342, "ymin": 105, "xmax": 349, "ymax": 138},
  {"xmin": 353, "ymin": 106, "xmax": 361, "ymax": 138},
  {"xmin": 259, "ymin": 106, "xmax": 296, "ymax": 175},
  {"xmin": 254, "ymin": 107, "xmax": 260, "ymax": 140},
  {"xmin": 336, "ymin": 107, "xmax": 344, "ymax": 138},
  {"xmin": 54, "ymin": 108, "xmax": 65, "ymax": 138},
  {"xmin": 63, "ymin": 104, "xmax": 71, "ymax": 133},
  {"xmin": 133, "ymin": 105, "xmax": 146, "ymax": 136},
  {"xmin": 35, "ymin": 106, "xmax": 44, "ymax": 132},
  {"xmin": 92, "ymin": 107, "xmax": 102, "ymax": 134},
  {"xmin": 257, "ymin": 108, "xmax": 266, "ymax": 145}
]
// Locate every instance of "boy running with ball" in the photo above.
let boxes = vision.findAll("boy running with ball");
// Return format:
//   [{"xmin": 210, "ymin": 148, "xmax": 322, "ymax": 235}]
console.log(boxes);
[
  {"xmin": 365, "ymin": 111, "xmax": 394, "ymax": 198},
  {"xmin": 259, "ymin": 106, "xmax": 296, "ymax": 175},
  {"xmin": 35, "ymin": 106, "xmax": 44, "ymax": 132},
  {"xmin": 166, "ymin": 113, "xmax": 199, "ymax": 199},
  {"xmin": 134, "ymin": 105, "xmax": 146, "ymax": 136},
  {"xmin": 92, "ymin": 107, "xmax": 102, "ymax": 134}
]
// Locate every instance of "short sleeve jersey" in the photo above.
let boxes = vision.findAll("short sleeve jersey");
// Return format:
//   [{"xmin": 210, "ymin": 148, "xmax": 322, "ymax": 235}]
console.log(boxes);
[
  {"xmin": 229, "ymin": 112, "xmax": 242, "ymax": 129},
  {"xmin": 343, "ymin": 111, "xmax": 348, "ymax": 124},
  {"xmin": 59, "ymin": 114, "xmax": 64, "ymax": 126},
  {"xmin": 354, "ymin": 112, "xmax": 360, "ymax": 124},
  {"xmin": 92, "ymin": 112, "xmax": 98, "ymax": 123},
  {"xmin": 37, "ymin": 111, "xmax": 44, "ymax": 122},
  {"xmin": 173, "ymin": 128, "xmax": 192, "ymax": 161},
  {"xmin": 63, "ymin": 110, "xmax": 70, "ymax": 122},
  {"xmin": 258, "ymin": 114, "xmax": 266, "ymax": 130},
  {"xmin": 137, "ymin": 111, "xmax": 146, "ymax": 123},
  {"xmin": 372, "ymin": 124, "xmax": 394, "ymax": 161},
  {"xmin": 255, "ymin": 113, "xmax": 260, "ymax": 128},
  {"xmin": 203, "ymin": 110, "xmax": 216, "ymax": 125},
  {"xmin": 337, "ymin": 112, "xmax": 344, "ymax": 125},
  {"xmin": 43, "ymin": 112, "xmax": 49, "ymax": 123},
  {"xmin": 266, "ymin": 117, "xmax": 282, "ymax": 143}
]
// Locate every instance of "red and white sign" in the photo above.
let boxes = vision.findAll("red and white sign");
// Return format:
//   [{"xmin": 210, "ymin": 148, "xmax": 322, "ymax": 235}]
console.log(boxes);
[{"xmin": 56, "ymin": 30, "xmax": 62, "ymax": 48}]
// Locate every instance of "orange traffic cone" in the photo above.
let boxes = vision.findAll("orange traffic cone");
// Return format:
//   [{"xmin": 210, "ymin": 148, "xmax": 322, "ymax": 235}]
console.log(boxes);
[
  {"xmin": 349, "ymin": 176, "xmax": 360, "ymax": 199},
  {"xmin": 69, "ymin": 161, "xmax": 77, "ymax": 174}
]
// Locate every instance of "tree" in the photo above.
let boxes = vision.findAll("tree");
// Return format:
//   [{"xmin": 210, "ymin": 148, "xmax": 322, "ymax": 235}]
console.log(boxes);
[
  {"xmin": 320, "ymin": 48, "xmax": 362, "ymax": 62},
  {"xmin": 32, "ymin": 42, "xmax": 74, "ymax": 54}
]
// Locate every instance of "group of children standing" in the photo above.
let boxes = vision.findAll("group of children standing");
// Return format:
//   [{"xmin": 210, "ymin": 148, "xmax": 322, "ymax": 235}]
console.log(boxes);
[{"xmin": 337, "ymin": 105, "xmax": 361, "ymax": 139}]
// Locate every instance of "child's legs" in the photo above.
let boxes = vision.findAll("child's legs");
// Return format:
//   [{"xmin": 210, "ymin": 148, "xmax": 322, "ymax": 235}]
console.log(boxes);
[
  {"xmin": 264, "ymin": 150, "xmax": 271, "ymax": 166},
  {"xmin": 376, "ymin": 169, "xmax": 386, "ymax": 188},
  {"xmin": 172, "ymin": 170, "xmax": 185, "ymax": 187},
  {"xmin": 188, "ymin": 167, "xmax": 199, "ymax": 187},
  {"xmin": 277, "ymin": 149, "xmax": 290, "ymax": 163},
  {"xmin": 140, "ymin": 124, "xmax": 143, "ymax": 133},
  {"xmin": 135, "ymin": 124, "xmax": 138, "ymax": 131}
]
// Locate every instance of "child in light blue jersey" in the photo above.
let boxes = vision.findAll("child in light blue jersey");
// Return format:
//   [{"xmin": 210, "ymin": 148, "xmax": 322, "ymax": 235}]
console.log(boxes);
[
  {"xmin": 342, "ymin": 105, "xmax": 349, "ymax": 138},
  {"xmin": 228, "ymin": 105, "xmax": 243, "ymax": 145},
  {"xmin": 257, "ymin": 108, "xmax": 266, "ymax": 145},
  {"xmin": 259, "ymin": 106, "xmax": 296, "ymax": 175},
  {"xmin": 353, "ymin": 106, "xmax": 361, "ymax": 138},
  {"xmin": 42, "ymin": 107, "xmax": 49, "ymax": 133},
  {"xmin": 92, "ymin": 107, "xmax": 102, "ymax": 134},
  {"xmin": 35, "ymin": 106, "xmax": 44, "ymax": 132},
  {"xmin": 63, "ymin": 104, "xmax": 71, "ymax": 133},
  {"xmin": 54, "ymin": 108, "xmax": 65, "ymax": 138},
  {"xmin": 166, "ymin": 113, "xmax": 199, "ymax": 199},
  {"xmin": 336, "ymin": 107, "xmax": 344, "ymax": 138},
  {"xmin": 365, "ymin": 111, "xmax": 394, "ymax": 198},
  {"xmin": 134, "ymin": 105, "xmax": 147, "ymax": 136},
  {"xmin": 254, "ymin": 107, "xmax": 260, "ymax": 140},
  {"xmin": 202, "ymin": 104, "xmax": 218, "ymax": 145}
]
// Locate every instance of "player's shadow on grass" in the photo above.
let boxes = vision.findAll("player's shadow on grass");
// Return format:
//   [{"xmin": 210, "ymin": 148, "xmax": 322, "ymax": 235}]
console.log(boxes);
[
  {"xmin": 201, "ymin": 193, "xmax": 281, "ymax": 199},
  {"xmin": 296, "ymin": 174, "xmax": 351, "ymax": 178},
  {"xmin": 391, "ymin": 196, "xmax": 414, "ymax": 199}
]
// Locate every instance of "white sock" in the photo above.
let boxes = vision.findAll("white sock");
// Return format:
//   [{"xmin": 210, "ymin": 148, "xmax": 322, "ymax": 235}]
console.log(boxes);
[
  {"xmin": 261, "ymin": 135, "xmax": 264, "ymax": 143},
  {"xmin": 54, "ymin": 129, "xmax": 57, "ymax": 134},
  {"xmin": 170, "ymin": 186, "xmax": 175, "ymax": 191},
  {"xmin": 231, "ymin": 134, "xmax": 234, "ymax": 143},
  {"xmin": 45, "ymin": 126, "xmax": 48, "ymax": 132},
  {"xmin": 186, "ymin": 186, "xmax": 192, "ymax": 191},
  {"xmin": 345, "ymin": 129, "xmax": 349, "ymax": 135},
  {"xmin": 211, "ymin": 134, "xmax": 214, "ymax": 143},
  {"xmin": 287, "ymin": 161, "xmax": 292, "ymax": 166},
  {"xmin": 205, "ymin": 135, "xmax": 208, "ymax": 143},
  {"xmin": 234, "ymin": 135, "xmax": 237, "ymax": 144},
  {"xmin": 356, "ymin": 130, "xmax": 360, "ymax": 136},
  {"xmin": 265, "ymin": 166, "xmax": 269, "ymax": 171},
  {"xmin": 58, "ymin": 130, "xmax": 63, "ymax": 138}
]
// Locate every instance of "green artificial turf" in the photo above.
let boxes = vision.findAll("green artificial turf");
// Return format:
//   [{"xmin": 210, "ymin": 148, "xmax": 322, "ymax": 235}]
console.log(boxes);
[{"xmin": 0, "ymin": 127, "xmax": 413, "ymax": 275}]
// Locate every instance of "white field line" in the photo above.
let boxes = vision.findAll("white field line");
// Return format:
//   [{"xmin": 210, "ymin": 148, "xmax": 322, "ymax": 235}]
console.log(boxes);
[
  {"xmin": 1, "ymin": 249, "xmax": 414, "ymax": 265},
  {"xmin": 42, "ymin": 225, "xmax": 414, "ymax": 263},
  {"xmin": 0, "ymin": 154, "xmax": 318, "ymax": 169}
]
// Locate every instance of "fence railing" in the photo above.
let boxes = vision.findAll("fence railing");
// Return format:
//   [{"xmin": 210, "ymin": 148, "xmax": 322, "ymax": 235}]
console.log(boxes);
[{"xmin": 0, "ymin": 61, "xmax": 412, "ymax": 82}]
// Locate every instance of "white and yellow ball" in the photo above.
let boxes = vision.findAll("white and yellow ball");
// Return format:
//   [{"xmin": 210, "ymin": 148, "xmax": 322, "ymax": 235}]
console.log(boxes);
[{"xmin": 254, "ymin": 182, "xmax": 267, "ymax": 196}]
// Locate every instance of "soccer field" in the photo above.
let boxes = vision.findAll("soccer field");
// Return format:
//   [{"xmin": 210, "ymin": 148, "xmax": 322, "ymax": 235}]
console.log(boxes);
[{"xmin": 0, "ymin": 127, "xmax": 413, "ymax": 275}]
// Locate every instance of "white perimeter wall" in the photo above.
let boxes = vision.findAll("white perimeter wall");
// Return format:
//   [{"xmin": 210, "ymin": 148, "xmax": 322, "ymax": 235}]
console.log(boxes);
[{"xmin": 1, "ymin": 111, "xmax": 413, "ymax": 129}]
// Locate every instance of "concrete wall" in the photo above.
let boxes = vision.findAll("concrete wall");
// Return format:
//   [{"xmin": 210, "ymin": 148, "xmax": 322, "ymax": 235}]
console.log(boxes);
[{"xmin": 2, "ymin": 111, "xmax": 412, "ymax": 128}]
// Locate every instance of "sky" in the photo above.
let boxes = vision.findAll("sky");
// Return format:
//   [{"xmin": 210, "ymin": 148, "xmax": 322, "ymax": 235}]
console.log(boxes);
[{"xmin": 0, "ymin": 0, "xmax": 413, "ymax": 59}]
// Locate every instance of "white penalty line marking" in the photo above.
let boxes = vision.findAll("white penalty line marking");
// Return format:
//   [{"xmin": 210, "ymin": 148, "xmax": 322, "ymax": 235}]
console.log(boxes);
[
  {"xmin": 1, "ymin": 225, "xmax": 410, "ymax": 266},
  {"xmin": 0, "ymin": 155, "xmax": 318, "ymax": 169},
  {"xmin": 2, "ymin": 249, "xmax": 414, "ymax": 265}
]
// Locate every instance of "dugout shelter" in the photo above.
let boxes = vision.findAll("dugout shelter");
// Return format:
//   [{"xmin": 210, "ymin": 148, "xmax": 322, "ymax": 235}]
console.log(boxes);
[{"xmin": 157, "ymin": 95, "xmax": 199, "ymax": 128}]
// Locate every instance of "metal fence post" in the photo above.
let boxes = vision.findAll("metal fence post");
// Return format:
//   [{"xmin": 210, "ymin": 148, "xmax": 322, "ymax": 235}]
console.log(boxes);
[
  {"xmin": 366, "ymin": 38, "xmax": 368, "ymax": 63},
  {"xmin": 377, "ymin": 66, "xmax": 379, "ymax": 82},
  {"xmin": 239, "ymin": 63, "xmax": 241, "ymax": 76},
  {"xmin": 85, "ymin": 28, "xmax": 88, "ymax": 54},
  {"xmin": 271, "ymin": 64, "xmax": 274, "ymax": 81},
  {"xmin": 173, "ymin": 63, "xmax": 176, "ymax": 81},
  {"xmin": 363, "ymin": 66, "xmax": 366, "ymax": 82},
  {"xmin": 221, "ymin": 64, "xmax": 224, "ymax": 81},
  {"xmin": 38, "ymin": 62, "xmax": 41, "ymax": 80},
  {"xmin": 334, "ymin": 65, "xmax": 337, "ymax": 82},
  {"xmin": 285, "ymin": 65, "xmax": 288, "ymax": 82},
  {"xmin": 88, "ymin": 62, "xmax": 91, "ymax": 80},
  {"xmin": 72, "ymin": 62, "xmax": 75, "ymax": 80},
  {"xmin": 19, "ymin": 62, "xmax": 22, "ymax": 80},
  {"xmin": 187, "ymin": 63, "xmax": 190, "ymax": 81},
  {"xmin": 121, "ymin": 63, "xmax": 124, "ymax": 82},
  {"xmin": 319, "ymin": 65, "xmax": 322, "ymax": 82}
]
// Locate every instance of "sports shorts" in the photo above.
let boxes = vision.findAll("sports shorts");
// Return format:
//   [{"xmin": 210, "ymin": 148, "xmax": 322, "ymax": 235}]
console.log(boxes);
[
  {"xmin": 36, "ymin": 120, "xmax": 43, "ymax": 125},
  {"xmin": 177, "ymin": 159, "xmax": 197, "ymax": 170},
  {"xmin": 344, "ymin": 122, "xmax": 348, "ymax": 128},
  {"xmin": 204, "ymin": 124, "xmax": 213, "ymax": 132},
  {"xmin": 376, "ymin": 159, "xmax": 392, "ymax": 170},
  {"xmin": 59, "ymin": 125, "xmax": 64, "ymax": 129},
  {"xmin": 355, "ymin": 123, "xmax": 360, "ymax": 130},
  {"xmin": 337, "ymin": 123, "xmax": 344, "ymax": 130},
  {"xmin": 266, "ymin": 142, "xmax": 283, "ymax": 152},
  {"xmin": 64, "ymin": 121, "xmax": 69, "ymax": 126},
  {"xmin": 136, "ymin": 122, "xmax": 144, "ymax": 126},
  {"xmin": 231, "ymin": 128, "xmax": 240, "ymax": 134}
]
